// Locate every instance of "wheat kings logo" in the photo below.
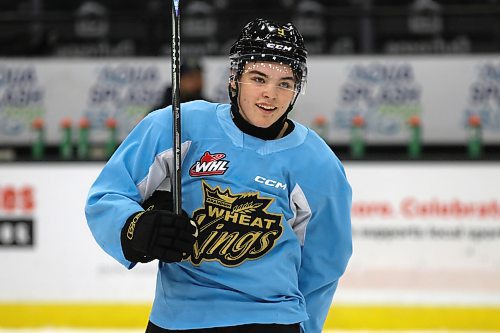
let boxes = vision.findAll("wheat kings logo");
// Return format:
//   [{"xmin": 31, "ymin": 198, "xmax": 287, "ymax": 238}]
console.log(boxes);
[{"xmin": 186, "ymin": 180, "xmax": 283, "ymax": 267}]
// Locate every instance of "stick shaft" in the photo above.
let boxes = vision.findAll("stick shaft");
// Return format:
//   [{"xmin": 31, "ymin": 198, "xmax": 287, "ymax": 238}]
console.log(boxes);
[{"xmin": 171, "ymin": 0, "xmax": 182, "ymax": 215}]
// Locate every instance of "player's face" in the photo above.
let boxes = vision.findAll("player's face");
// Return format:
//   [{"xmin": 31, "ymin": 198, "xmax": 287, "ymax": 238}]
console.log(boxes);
[{"xmin": 235, "ymin": 62, "xmax": 296, "ymax": 128}]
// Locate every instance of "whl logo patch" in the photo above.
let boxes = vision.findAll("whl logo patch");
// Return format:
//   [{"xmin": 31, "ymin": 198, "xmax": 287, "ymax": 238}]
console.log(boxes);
[{"xmin": 189, "ymin": 151, "xmax": 229, "ymax": 177}]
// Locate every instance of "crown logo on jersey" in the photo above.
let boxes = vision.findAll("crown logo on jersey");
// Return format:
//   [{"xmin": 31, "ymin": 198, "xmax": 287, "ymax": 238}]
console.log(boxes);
[
  {"xmin": 189, "ymin": 151, "xmax": 229, "ymax": 177},
  {"xmin": 185, "ymin": 180, "xmax": 283, "ymax": 267}
]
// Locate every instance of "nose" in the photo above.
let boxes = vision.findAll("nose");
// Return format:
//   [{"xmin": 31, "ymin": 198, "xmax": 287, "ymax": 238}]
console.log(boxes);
[{"xmin": 262, "ymin": 83, "xmax": 278, "ymax": 99}]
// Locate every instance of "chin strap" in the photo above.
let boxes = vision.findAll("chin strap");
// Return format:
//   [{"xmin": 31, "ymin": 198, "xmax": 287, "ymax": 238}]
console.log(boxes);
[{"xmin": 228, "ymin": 82, "xmax": 294, "ymax": 140}]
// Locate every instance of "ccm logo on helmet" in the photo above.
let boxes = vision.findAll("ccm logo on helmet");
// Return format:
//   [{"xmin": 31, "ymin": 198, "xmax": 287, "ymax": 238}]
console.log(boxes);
[
  {"xmin": 266, "ymin": 43, "xmax": 293, "ymax": 52},
  {"xmin": 255, "ymin": 176, "xmax": 287, "ymax": 190}
]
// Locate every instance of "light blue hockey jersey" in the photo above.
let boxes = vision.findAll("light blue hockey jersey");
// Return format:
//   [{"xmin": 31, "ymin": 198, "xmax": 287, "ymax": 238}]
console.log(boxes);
[{"xmin": 85, "ymin": 101, "xmax": 352, "ymax": 333}]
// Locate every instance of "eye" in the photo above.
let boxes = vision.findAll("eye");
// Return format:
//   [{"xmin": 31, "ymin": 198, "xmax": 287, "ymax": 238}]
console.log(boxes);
[
  {"xmin": 251, "ymin": 76, "xmax": 265, "ymax": 84},
  {"xmin": 279, "ymin": 81, "xmax": 294, "ymax": 90}
]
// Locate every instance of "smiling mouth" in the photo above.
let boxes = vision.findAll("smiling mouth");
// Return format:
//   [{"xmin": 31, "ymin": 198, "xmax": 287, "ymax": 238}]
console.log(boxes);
[{"xmin": 256, "ymin": 104, "xmax": 277, "ymax": 112}]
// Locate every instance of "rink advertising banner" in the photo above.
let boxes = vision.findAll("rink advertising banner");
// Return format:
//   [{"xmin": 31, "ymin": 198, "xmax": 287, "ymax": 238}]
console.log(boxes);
[
  {"xmin": 0, "ymin": 164, "xmax": 157, "ymax": 302},
  {"xmin": 0, "ymin": 184, "xmax": 35, "ymax": 247},
  {"xmin": 2, "ymin": 56, "xmax": 499, "ymax": 145},
  {"xmin": 0, "ymin": 59, "xmax": 170, "ymax": 145},
  {"xmin": 0, "ymin": 163, "xmax": 499, "ymax": 329},
  {"xmin": 205, "ymin": 55, "xmax": 500, "ymax": 144},
  {"xmin": 337, "ymin": 163, "xmax": 500, "ymax": 307}
]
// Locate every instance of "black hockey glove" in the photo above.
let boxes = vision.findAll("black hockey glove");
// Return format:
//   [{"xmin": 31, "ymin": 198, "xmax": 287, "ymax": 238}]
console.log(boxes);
[
  {"xmin": 121, "ymin": 191, "xmax": 197, "ymax": 263},
  {"xmin": 142, "ymin": 190, "xmax": 174, "ymax": 211}
]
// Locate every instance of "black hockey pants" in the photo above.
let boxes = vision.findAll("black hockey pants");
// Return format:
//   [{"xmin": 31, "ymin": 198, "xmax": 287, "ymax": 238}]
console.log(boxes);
[{"xmin": 146, "ymin": 321, "xmax": 301, "ymax": 333}]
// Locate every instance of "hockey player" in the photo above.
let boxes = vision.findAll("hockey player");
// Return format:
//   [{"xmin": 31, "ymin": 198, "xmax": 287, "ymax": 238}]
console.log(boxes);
[{"xmin": 85, "ymin": 18, "xmax": 352, "ymax": 333}]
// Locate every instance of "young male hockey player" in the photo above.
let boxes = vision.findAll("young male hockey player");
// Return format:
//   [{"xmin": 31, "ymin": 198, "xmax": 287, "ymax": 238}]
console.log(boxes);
[{"xmin": 85, "ymin": 18, "xmax": 352, "ymax": 333}]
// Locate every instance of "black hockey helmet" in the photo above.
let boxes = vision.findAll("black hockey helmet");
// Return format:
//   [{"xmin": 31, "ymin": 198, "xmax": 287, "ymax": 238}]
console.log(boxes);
[{"xmin": 229, "ymin": 18, "xmax": 308, "ymax": 96}]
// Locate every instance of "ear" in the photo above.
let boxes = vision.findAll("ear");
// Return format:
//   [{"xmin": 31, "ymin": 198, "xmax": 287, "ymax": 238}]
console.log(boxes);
[
  {"xmin": 228, "ymin": 79, "xmax": 237, "ymax": 97},
  {"xmin": 229, "ymin": 78, "xmax": 237, "ymax": 90}
]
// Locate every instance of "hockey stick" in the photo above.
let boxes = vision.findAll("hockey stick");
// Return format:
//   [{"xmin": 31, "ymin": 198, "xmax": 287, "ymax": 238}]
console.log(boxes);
[{"xmin": 171, "ymin": 0, "xmax": 182, "ymax": 215}]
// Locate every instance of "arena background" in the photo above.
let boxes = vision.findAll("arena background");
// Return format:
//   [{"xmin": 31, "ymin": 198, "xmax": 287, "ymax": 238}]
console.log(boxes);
[{"xmin": 1, "ymin": 0, "xmax": 500, "ymax": 332}]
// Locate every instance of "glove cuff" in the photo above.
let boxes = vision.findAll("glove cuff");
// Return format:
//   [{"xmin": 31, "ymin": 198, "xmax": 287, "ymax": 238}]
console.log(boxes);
[{"xmin": 121, "ymin": 211, "xmax": 154, "ymax": 263}]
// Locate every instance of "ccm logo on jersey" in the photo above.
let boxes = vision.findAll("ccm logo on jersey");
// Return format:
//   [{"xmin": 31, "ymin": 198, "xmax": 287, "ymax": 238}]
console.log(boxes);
[
  {"xmin": 266, "ymin": 43, "xmax": 292, "ymax": 51},
  {"xmin": 190, "ymin": 151, "xmax": 229, "ymax": 177},
  {"xmin": 255, "ymin": 176, "xmax": 287, "ymax": 190}
]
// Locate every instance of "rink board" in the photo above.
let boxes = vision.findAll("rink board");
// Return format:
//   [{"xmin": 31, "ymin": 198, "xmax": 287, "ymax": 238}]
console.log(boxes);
[{"xmin": 1, "ymin": 162, "xmax": 499, "ymax": 329}]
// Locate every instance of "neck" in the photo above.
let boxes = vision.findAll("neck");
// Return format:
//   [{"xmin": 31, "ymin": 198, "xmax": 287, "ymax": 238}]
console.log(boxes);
[{"xmin": 276, "ymin": 121, "xmax": 289, "ymax": 139}]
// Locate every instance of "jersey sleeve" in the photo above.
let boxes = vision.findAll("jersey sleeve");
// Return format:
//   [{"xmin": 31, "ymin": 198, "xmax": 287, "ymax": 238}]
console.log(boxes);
[
  {"xmin": 85, "ymin": 109, "xmax": 172, "ymax": 269},
  {"xmin": 297, "ymin": 157, "xmax": 352, "ymax": 333}
]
